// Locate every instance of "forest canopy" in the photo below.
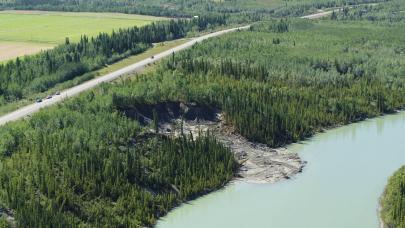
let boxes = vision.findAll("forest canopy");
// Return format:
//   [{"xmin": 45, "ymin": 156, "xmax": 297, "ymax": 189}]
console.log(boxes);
[
  {"xmin": 122, "ymin": 18, "xmax": 405, "ymax": 147},
  {"xmin": 0, "ymin": 0, "xmax": 388, "ymax": 18},
  {"xmin": 330, "ymin": 0, "xmax": 405, "ymax": 22},
  {"xmin": 0, "ymin": 18, "xmax": 404, "ymax": 226},
  {"xmin": 0, "ymin": 85, "xmax": 236, "ymax": 227},
  {"xmin": 0, "ymin": 1, "xmax": 405, "ymax": 226},
  {"xmin": 0, "ymin": 15, "xmax": 226, "ymax": 106}
]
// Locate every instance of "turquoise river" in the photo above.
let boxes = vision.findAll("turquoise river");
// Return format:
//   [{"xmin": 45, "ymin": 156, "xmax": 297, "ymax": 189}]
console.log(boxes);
[{"xmin": 157, "ymin": 112, "xmax": 405, "ymax": 228}]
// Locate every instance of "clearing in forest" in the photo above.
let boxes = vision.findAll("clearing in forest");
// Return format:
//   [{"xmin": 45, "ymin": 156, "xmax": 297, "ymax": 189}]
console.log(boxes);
[{"xmin": 0, "ymin": 10, "xmax": 165, "ymax": 61}]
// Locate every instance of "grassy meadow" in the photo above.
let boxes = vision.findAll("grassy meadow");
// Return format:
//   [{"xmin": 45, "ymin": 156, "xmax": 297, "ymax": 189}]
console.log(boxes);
[
  {"xmin": 0, "ymin": 10, "xmax": 165, "ymax": 60},
  {"xmin": 0, "ymin": 10, "xmax": 164, "ymax": 44}
]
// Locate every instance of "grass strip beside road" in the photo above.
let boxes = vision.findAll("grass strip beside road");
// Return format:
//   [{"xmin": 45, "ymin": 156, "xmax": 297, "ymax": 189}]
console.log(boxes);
[{"xmin": 0, "ymin": 38, "xmax": 189, "ymax": 116}]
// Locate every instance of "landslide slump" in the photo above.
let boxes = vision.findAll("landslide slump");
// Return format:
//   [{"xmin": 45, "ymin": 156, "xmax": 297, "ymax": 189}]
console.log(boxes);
[
  {"xmin": 114, "ymin": 100, "xmax": 218, "ymax": 125},
  {"xmin": 113, "ymin": 99, "xmax": 304, "ymax": 183}
]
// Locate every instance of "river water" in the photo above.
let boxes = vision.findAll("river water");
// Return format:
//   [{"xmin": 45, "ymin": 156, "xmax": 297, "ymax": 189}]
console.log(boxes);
[{"xmin": 157, "ymin": 112, "xmax": 405, "ymax": 228}]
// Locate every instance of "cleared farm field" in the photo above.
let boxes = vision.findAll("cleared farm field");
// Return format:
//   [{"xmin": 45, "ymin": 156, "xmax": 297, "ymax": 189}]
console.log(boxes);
[
  {"xmin": 0, "ymin": 41, "xmax": 53, "ymax": 62},
  {"xmin": 0, "ymin": 10, "xmax": 165, "ymax": 44},
  {"xmin": 0, "ymin": 10, "xmax": 165, "ymax": 60}
]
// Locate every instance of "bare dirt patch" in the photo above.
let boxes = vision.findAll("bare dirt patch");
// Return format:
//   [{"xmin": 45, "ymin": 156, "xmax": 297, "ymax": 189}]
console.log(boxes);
[{"xmin": 0, "ymin": 42, "xmax": 53, "ymax": 62}]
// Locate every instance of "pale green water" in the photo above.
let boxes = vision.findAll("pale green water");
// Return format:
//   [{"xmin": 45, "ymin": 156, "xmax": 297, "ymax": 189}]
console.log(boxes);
[{"xmin": 157, "ymin": 112, "xmax": 405, "ymax": 228}]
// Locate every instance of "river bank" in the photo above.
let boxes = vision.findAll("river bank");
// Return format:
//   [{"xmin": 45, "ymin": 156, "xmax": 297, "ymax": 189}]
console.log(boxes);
[
  {"xmin": 378, "ymin": 202, "xmax": 385, "ymax": 228},
  {"xmin": 158, "ymin": 109, "xmax": 402, "ymax": 184},
  {"xmin": 157, "ymin": 111, "xmax": 405, "ymax": 228},
  {"xmin": 159, "ymin": 111, "xmax": 305, "ymax": 184}
]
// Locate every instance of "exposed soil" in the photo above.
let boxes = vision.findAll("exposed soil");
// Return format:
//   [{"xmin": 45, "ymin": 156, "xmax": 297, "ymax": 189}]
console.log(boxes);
[
  {"xmin": 0, "ymin": 42, "xmax": 53, "ymax": 62},
  {"xmin": 122, "ymin": 101, "xmax": 305, "ymax": 184}
]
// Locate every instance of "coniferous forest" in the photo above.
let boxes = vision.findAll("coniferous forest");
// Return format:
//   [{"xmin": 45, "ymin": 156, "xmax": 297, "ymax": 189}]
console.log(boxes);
[
  {"xmin": 114, "ymin": 18, "xmax": 405, "ymax": 147},
  {"xmin": 330, "ymin": 0, "xmax": 405, "ymax": 22},
  {"xmin": 0, "ymin": 0, "xmax": 387, "ymax": 18},
  {"xmin": 380, "ymin": 166, "xmax": 405, "ymax": 228},
  {"xmin": 0, "ymin": 15, "xmax": 226, "ymax": 106},
  {"xmin": 0, "ymin": 90, "xmax": 236, "ymax": 226},
  {"xmin": 0, "ymin": 15, "xmax": 404, "ymax": 226},
  {"xmin": 0, "ymin": 1, "xmax": 404, "ymax": 227}
]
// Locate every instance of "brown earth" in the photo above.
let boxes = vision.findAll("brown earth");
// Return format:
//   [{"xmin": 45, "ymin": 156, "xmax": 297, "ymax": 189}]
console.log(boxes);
[{"xmin": 0, "ymin": 42, "xmax": 53, "ymax": 62}]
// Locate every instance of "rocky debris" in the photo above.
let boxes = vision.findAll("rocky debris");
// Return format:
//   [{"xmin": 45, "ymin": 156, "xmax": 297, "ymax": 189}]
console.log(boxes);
[
  {"xmin": 214, "ymin": 124, "xmax": 305, "ymax": 184},
  {"xmin": 160, "ymin": 112, "xmax": 305, "ymax": 184},
  {"xmin": 0, "ymin": 207, "xmax": 15, "ymax": 226}
]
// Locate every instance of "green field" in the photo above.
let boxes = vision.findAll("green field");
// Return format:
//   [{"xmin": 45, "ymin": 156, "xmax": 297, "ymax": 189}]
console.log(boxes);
[{"xmin": 0, "ymin": 10, "xmax": 165, "ymax": 44}]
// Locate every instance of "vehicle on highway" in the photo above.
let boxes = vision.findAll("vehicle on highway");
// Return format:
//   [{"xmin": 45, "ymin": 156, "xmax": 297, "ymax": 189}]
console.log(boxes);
[
  {"xmin": 36, "ymin": 98, "xmax": 42, "ymax": 103},
  {"xmin": 0, "ymin": 26, "xmax": 246, "ymax": 126},
  {"xmin": 55, "ymin": 91, "xmax": 61, "ymax": 95},
  {"xmin": 46, "ymin": 95, "xmax": 52, "ymax": 99},
  {"xmin": 151, "ymin": 55, "xmax": 154, "ymax": 59}
]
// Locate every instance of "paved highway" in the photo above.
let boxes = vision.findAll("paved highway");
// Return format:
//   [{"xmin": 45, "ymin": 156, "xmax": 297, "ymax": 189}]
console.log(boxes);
[
  {"xmin": 301, "ymin": 3, "xmax": 378, "ymax": 19},
  {"xmin": 0, "ymin": 7, "xmax": 342, "ymax": 126},
  {"xmin": 300, "ymin": 10, "xmax": 336, "ymax": 19},
  {"xmin": 0, "ymin": 26, "xmax": 250, "ymax": 126}
]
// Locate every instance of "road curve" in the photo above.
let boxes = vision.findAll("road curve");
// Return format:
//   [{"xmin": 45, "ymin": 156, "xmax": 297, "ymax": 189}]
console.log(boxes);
[
  {"xmin": 0, "ymin": 7, "xmax": 341, "ymax": 126},
  {"xmin": 300, "ymin": 10, "xmax": 336, "ymax": 19},
  {"xmin": 0, "ymin": 26, "xmax": 250, "ymax": 126},
  {"xmin": 300, "ymin": 3, "xmax": 379, "ymax": 19}
]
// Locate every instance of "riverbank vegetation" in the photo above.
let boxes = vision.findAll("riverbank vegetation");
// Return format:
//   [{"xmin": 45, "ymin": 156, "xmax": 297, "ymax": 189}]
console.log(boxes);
[{"xmin": 380, "ymin": 166, "xmax": 405, "ymax": 228}]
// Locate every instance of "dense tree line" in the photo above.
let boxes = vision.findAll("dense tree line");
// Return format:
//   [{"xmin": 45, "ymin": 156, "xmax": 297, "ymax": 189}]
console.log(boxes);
[
  {"xmin": 112, "ymin": 19, "xmax": 405, "ymax": 147},
  {"xmin": 331, "ymin": 0, "xmax": 405, "ymax": 22},
  {"xmin": 0, "ymin": 0, "xmax": 389, "ymax": 19},
  {"xmin": 380, "ymin": 166, "xmax": 405, "ymax": 228},
  {"xmin": 0, "ymin": 15, "xmax": 226, "ymax": 105},
  {"xmin": 0, "ymin": 0, "xmax": 205, "ymax": 17},
  {"xmin": 272, "ymin": 0, "xmax": 387, "ymax": 17},
  {"xmin": 0, "ymin": 86, "xmax": 236, "ymax": 227}
]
